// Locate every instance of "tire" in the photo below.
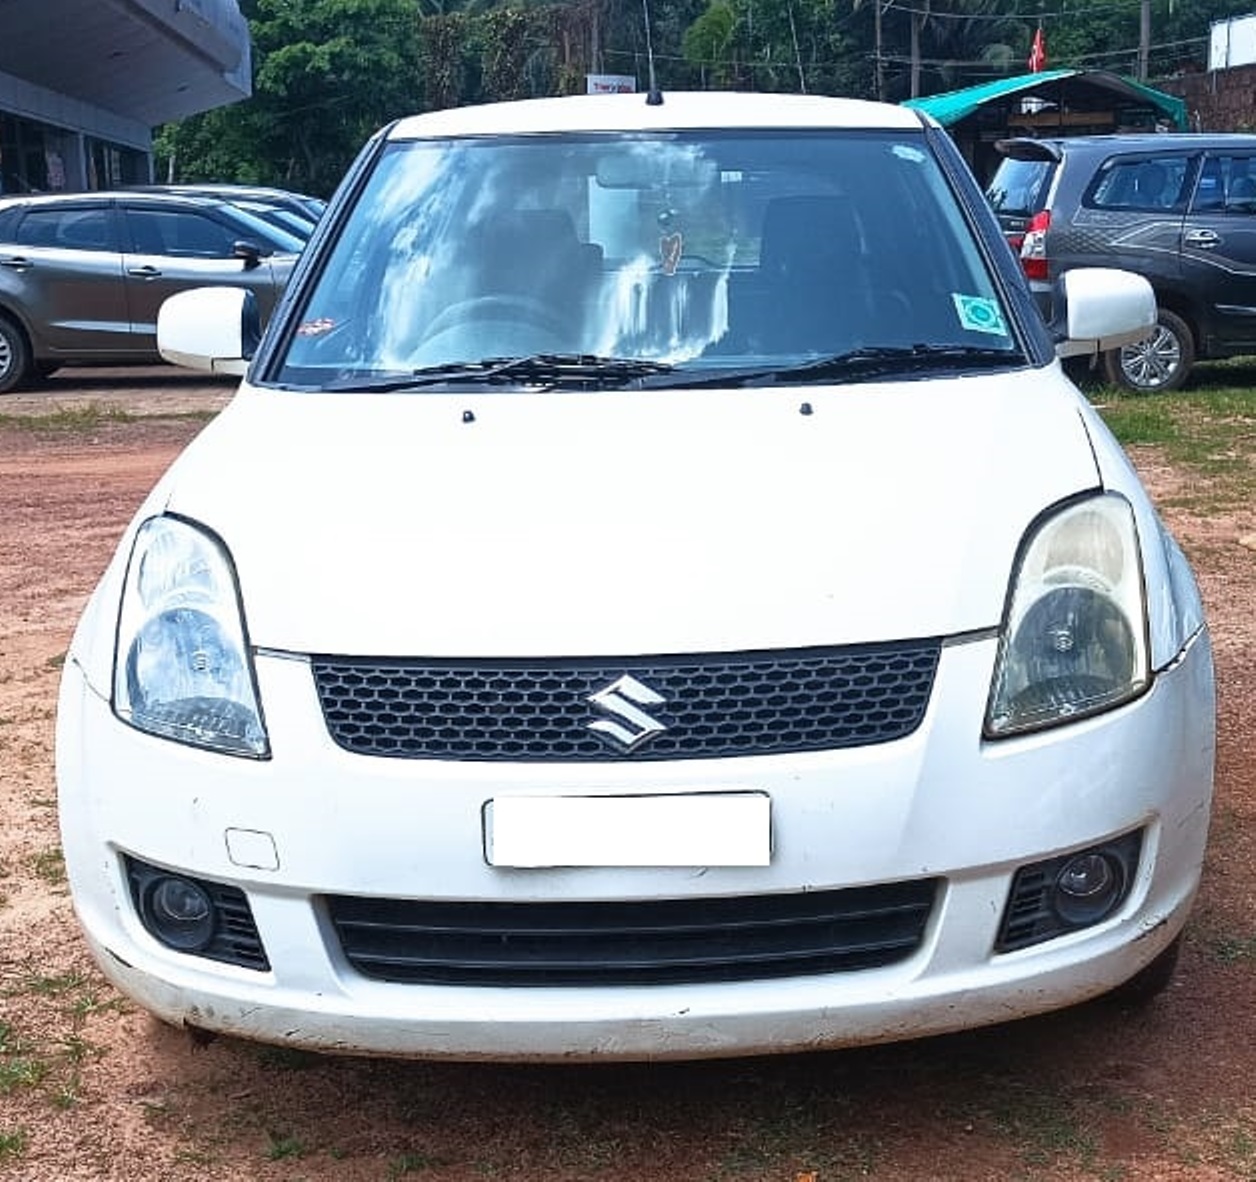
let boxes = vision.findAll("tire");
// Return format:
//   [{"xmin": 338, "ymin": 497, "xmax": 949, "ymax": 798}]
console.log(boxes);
[
  {"xmin": 1102, "ymin": 307, "xmax": 1194, "ymax": 393},
  {"xmin": 0, "ymin": 314, "xmax": 34, "ymax": 394},
  {"xmin": 1104, "ymin": 934, "xmax": 1183, "ymax": 1008}
]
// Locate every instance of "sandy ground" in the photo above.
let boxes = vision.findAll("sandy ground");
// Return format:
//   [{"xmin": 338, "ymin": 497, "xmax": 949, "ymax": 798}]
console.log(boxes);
[{"xmin": 0, "ymin": 366, "xmax": 1253, "ymax": 1181}]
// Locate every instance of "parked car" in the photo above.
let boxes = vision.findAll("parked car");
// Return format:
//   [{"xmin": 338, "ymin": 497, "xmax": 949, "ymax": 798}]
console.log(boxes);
[
  {"xmin": 0, "ymin": 190, "xmax": 304, "ymax": 392},
  {"xmin": 987, "ymin": 132, "xmax": 1256, "ymax": 392},
  {"xmin": 125, "ymin": 184, "xmax": 327, "ymax": 239},
  {"xmin": 56, "ymin": 92, "xmax": 1214, "ymax": 1063}
]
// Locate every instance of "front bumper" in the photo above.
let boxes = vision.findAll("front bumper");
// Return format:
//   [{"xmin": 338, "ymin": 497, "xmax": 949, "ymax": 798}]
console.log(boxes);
[{"xmin": 56, "ymin": 630, "xmax": 1215, "ymax": 1061}]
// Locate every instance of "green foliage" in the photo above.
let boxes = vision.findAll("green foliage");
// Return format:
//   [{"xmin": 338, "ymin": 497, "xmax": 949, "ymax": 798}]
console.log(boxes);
[
  {"xmin": 153, "ymin": 0, "xmax": 1256, "ymax": 200},
  {"xmin": 157, "ymin": 0, "xmax": 423, "ymax": 196}
]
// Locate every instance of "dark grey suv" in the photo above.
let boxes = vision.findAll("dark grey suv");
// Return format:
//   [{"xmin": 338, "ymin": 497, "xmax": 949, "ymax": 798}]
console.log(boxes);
[
  {"xmin": 987, "ymin": 133, "xmax": 1256, "ymax": 391},
  {"xmin": 0, "ymin": 191, "xmax": 304, "ymax": 393}
]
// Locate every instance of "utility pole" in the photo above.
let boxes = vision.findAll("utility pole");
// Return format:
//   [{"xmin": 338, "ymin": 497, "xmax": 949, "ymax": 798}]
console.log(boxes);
[
  {"xmin": 854, "ymin": 0, "xmax": 885, "ymax": 104},
  {"xmin": 910, "ymin": 0, "xmax": 929, "ymax": 99},
  {"xmin": 1138, "ymin": 0, "xmax": 1150, "ymax": 81},
  {"xmin": 874, "ymin": 0, "xmax": 884, "ymax": 102}
]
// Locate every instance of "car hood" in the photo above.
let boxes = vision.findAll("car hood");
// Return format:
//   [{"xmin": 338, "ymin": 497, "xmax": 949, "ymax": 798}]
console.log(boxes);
[{"xmin": 159, "ymin": 372, "xmax": 1100, "ymax": 656}]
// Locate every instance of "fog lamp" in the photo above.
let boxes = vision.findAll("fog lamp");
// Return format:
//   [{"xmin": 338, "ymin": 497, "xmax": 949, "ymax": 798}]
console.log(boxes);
[
  {"xmin": 996, "ymin": 829, "xmax": 1143, "ymax": 951},
  {"xmin": 1053, "ymin": 852, "xmax": 1123, "ymax": 925},
  {"xmin": 143, "ymin": 875, "xmax": 216, "ymax": 951}
]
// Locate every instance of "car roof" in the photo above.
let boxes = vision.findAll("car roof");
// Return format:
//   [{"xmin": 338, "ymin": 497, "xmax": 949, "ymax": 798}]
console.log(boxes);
[
  {"xmin": 127, "ymin": 183, "xmax": 323, "ymax": 205},
  {"xmin": 388, "ymin": 91, "xmax": 928, "ymax": 140},
  {"xmin": 0, "ymin": 189, "xmax": 246, "ymax": 210},
  {"xmin": 997, "ymin": 132, "xmax": 1256, "ymax": 162}
]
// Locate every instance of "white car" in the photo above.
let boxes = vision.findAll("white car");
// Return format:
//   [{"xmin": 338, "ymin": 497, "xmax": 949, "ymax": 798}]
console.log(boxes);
[{"xmin": 56, "ymin": 91, "xmax": 1215, "ymax": 1062}]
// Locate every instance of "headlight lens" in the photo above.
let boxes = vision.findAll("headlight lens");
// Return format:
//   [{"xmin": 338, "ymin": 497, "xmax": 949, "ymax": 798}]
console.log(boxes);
[
  {"xmin": 985, "ymin": 494, "xmax": 1149, "ymax": 738},
  {"xmin": 113, "ymin": 516, "xmax": 269, "ymax": 757}
]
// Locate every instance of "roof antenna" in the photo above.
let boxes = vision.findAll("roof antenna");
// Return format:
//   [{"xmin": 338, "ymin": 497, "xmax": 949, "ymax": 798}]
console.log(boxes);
[{"xmin": 642, "ymin": 0, "xmax": 664, "ymax": 105}]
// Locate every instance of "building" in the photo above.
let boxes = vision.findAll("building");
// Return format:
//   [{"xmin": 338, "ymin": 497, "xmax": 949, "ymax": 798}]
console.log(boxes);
[
  {"xmin": 904, "ymin": 69, "xmax": 1189, "ymax": 186},
  {"xmin": 0, "ymin": 0, "xmax": 251, "ymax": 193}
]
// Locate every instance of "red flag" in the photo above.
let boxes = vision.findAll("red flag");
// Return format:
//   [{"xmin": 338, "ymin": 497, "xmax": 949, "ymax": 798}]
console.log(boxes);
[{"xmin": 1028, "ymin": 26, "xmax": 1047, "ymax": 73}]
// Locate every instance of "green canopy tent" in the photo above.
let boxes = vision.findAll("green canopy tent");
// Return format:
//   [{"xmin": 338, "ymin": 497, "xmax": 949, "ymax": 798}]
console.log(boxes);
[{"xmin": 903, "ymin": 69, "xmax": 1189, "ymax": 183}]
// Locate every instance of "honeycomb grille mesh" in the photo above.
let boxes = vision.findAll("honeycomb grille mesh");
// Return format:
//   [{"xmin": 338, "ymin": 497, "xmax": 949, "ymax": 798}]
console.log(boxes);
[{"xmin": 311, "ymin": 640, "xmax": 940, "ymax": 761}]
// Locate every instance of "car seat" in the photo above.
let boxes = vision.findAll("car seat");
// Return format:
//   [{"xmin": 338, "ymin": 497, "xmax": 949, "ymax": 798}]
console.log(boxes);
[
  {"xmin": 1228, "ymin": 175, "xmax": 1256, "ymax": 208},
  {"xmin": 755, "ymin": 194, "xmax": 875, "ymax": 353},
  {"xmin": 1132, "ymin": 162, "xmax": 1174, "ymax": 209}
]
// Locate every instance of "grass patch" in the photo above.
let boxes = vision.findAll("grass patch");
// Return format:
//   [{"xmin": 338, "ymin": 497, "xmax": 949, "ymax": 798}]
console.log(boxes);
[
  {"xmin": 1, "ymin": 974, "xmax": 110, "ymax": 1112},
  {"xmin": 15, "ymin": 970, "xmax": 89, "ymax": 998},
  {"xmin": 1090, "ymin": 375, "xmax": 1256, "ymax": 513},
  {"xmin": 0, "ymin": 1128, "xmax": 28, "ymax": 1162},
  {"xmin": 389, "ymin": 1151, "xmax": 441, "ymax": 1177},
  {"xmin": 30, "ymin": 847, "xmax": 66, "ymax": 886},
  {"xmin": 951, "ymin": 1081, "xmax": 1099, "ymax": 1173},
  {"xmin": 0, "ymin": 1056, "xmax": 49, "ymax": 1094},
  {"xmin": 0, "ymin": 404, "xmax": 137, "ymax": 432},
  {"xmin": 0, "ymin": 403, "xmax": 217, "ymax": 433},
  {"xmin": 265, "ymin": 1132, "xmax": 307, "ymax": 1160},
  {"xmin": 711, "ymin": 1092, "xmax": 880, "ymax": 1181},
  {"xmin": 1201, "ymin": 932, "xmax": 1256, "ymax": 964}
]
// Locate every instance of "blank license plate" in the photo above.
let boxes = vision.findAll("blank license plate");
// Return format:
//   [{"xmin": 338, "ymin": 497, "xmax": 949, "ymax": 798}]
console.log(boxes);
[{"xmin": 486, "ymin": 792, "xmax": 771, "ymax": 868}]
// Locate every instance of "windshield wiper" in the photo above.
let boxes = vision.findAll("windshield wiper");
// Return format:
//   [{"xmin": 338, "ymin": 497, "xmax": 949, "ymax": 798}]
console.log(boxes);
[
  {"xmin": 322, "ymin": 354, "xmax": 675, "ymax": 394},
  {"xmin": 644, "ymin": 345, "xmax": 1024, "ymax": 389}
]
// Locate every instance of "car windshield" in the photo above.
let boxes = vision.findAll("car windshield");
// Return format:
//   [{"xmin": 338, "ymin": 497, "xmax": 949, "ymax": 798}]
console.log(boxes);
[
  {"xmin": 275, "ymin": 128, "xmax": 1019, "ymax": 388},
  {"xmin": 232, "ymin": 199, "xmax": 317, "ymax": 240}
]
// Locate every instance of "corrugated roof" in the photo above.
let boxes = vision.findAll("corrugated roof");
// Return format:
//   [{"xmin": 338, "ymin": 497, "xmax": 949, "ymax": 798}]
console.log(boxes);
[{"xmin": 903, "ymin": 69, "xmax": 1187, "ymax": 131}]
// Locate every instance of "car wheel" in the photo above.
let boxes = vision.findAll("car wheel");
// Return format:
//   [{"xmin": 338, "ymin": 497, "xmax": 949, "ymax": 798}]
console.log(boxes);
[
  {"xmin": 0, "ymin": 315, "xmax": 34, "ymax": 394},
  {"xmin": 1102, "ymin": 307, "xmax": 1194, "ymax": 393},
  {"xmin": 1104, "ymin": 934, "xmax": 1183, "ymax": 1007}
]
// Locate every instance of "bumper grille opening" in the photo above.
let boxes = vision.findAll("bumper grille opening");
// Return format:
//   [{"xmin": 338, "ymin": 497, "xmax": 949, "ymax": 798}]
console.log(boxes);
[
  {"xmin": 124, "ymin": 856, "xmax": 269, "ymax": 971},
  {"xmin": 996, "ymin": 829, "xmax": 1143, "ymax": 952},
  {"xmin": 312, "ymin": 640, "xmax": 941, "ymax": 762},
  {"xmin": 324, "ymin": 881, "xmax": 939, "ymax": 986}
]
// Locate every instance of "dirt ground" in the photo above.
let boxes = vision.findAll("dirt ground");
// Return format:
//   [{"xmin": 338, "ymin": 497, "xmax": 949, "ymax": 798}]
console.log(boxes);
[{"xmin": 1, "ymin": 367, "xmax": 1253, "ymax": 1181}]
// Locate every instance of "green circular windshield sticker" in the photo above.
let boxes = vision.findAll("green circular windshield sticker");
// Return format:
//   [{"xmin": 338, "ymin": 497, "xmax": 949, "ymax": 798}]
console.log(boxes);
[{"xmin": 952, "ymin": 294, "xmax": 1007, "ymax": 336}]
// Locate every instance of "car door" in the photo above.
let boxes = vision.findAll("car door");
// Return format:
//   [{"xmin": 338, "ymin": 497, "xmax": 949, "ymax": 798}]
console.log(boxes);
[
  {"xmin": 1068, "ymin": 151, "xmax": 1192, "ymax": 289},
  {"xmin": 0, "ymin": 200, "xmax": 131, "ymax": 355},
  {"xmin": 1179, "ymin": 150, "xmax": 1256, "ymax": 351},
  {"xmin": 119, "ymin": 203, "xmax": 283, "ymax": 346}
]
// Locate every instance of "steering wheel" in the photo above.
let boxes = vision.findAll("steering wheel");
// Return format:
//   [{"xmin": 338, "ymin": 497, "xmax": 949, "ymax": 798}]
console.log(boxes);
[{"xmin": 422, "ymin": 295, "xmax": 568, "ymax": 343}]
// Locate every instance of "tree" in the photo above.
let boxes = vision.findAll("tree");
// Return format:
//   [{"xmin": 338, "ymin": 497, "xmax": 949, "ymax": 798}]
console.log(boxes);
[{"xmin": 156, "ymin": 0, "xmax": 423, "ymax": 197}]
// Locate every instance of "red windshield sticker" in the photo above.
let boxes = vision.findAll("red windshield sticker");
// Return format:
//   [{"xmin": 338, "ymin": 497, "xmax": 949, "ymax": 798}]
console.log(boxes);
[{"xmin": 659, "ymin": 232, "xmax": 683, "ymax": 276}]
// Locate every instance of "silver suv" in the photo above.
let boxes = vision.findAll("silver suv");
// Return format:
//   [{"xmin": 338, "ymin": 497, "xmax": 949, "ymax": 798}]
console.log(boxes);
[
  {"xmin": 0, "ymin": 190, "xmax": 304, "ymax": 393},
  {"xmin": 987, "ymin": 133, "xmax": 1256, "ymax": 391}
]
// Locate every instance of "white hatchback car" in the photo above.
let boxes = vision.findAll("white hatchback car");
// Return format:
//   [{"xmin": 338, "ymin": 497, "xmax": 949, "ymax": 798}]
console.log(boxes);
[{"xmin": 56, "ymin": 91, "xmax": 1216, "ymax": 1062}]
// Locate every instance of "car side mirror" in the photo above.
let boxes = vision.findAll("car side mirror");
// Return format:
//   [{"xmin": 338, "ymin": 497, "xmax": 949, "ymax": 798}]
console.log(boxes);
[
  {"xmin": 1050, "ymin": 268, "xmax": 1156, "ymax": 359},
  {"xmin": 157, "ymin": 286, "xmax": 261, "ymax": 375},
  {"xmin": 232, "ymin": 239, "xmax": 269, "ymax": 269}
]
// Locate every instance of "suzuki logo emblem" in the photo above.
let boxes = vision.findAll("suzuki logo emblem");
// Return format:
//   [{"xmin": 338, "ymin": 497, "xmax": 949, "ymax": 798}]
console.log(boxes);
[{"xmin": 587, "ymin": 674, "xmax": 668, "ymax": 752}]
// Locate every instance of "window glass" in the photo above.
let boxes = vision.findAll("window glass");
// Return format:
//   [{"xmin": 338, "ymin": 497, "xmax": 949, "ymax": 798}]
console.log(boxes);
[
  {"xmin": 277, "ymin": 129, "xmax": 1015, "ymax": 386},
  {"xmin": 1088, "ymin": 155, "xmax": 1192, "ymax": 212},
  {"xmin": 1191, "ymin": 154, "xmax": 1256, "ymax": 213},
  {"xmin": 986, "ymin": 158, "xmax": 1053, "ymax": 218},
  {"xmin": 16, "ymin": 205, "xmax": 112, "ymax": 250},
  {"xmin": 122, "ymin": 208, "xmax": 237, "ymax": 257}
]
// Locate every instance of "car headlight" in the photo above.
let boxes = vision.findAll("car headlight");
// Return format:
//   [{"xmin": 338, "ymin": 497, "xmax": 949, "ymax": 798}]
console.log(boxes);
[
  {"xmin": 985, "ymin": 493, "xmax": 1149, "ymax": 738},
  {"xmin": 113, "ymin": 515, "xmax": 269, "ymax": 758}
]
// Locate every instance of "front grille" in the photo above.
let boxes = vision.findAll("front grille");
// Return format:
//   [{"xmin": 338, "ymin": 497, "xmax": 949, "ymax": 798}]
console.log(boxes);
[
  {"xmin": 311, "ymin": 640, "xmax": 940, "ymax": 762},
  {"xmin": 324, "ymin": 881, "xmax": 939, "ymax": 985}
]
